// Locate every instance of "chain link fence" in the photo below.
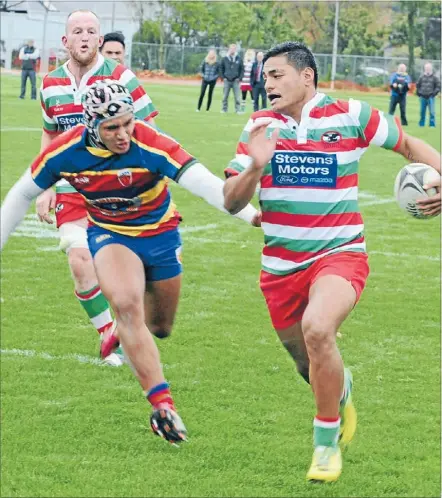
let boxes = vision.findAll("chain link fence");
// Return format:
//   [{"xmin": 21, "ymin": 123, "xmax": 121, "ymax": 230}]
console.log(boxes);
[
  {"xmin": 2, "ymin": 35, "xmax": 440, "ymax": 87},
  {"xmin": 131, "ymin": 42, "xmax": 441, "ymax": 87}
]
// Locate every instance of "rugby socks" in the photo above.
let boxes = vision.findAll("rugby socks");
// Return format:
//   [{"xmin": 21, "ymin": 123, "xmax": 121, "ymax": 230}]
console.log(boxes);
[
  {"xmin": 146, "ymin": 382, "xmax": 175, "ymax": 411},
  {"xmin": 313, "ymin": 416, "xmax": 340, "ymax": 448},
  {"xmin": 74, "ymin": 285, "xmax": 113, "ymax": 335}
]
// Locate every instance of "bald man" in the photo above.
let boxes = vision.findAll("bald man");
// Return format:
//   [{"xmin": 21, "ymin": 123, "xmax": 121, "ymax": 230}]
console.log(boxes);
[{"xmin": 389, "ymin": 63, "xmax": 411, "ymax": 126}]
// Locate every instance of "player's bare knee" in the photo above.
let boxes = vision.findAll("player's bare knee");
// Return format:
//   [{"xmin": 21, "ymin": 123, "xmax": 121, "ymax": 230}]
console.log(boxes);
[
  {"xmin": 302, "ymin": 317, "xmax": 335, "ymax": 357},
  {"xmin": 111, "ymin": 293, "xmax": 144, "ymax": 325},
  {"xmin": 68, "ymin": 249, "xmax": 95, "ymax": 287}
]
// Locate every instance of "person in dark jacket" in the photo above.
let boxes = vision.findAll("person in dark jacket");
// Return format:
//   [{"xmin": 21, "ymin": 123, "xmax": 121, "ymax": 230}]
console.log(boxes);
[
  {"xmin": 250, "ymin": 51, "xmax": 267, "ymax": 111},
  {"xmin": 388, "ymin": 63, "xmax": 411, "ymax": 126},
  {"xmin": 196, "ymin": 49, "xmax": 220, "ymax": 112},
  {"xmin": 416, "ymin": 63, "xmax": 440, "ymax": 127},
  {"xmin": 220, "ymin": 44, "xmax": 244, "ymax": 113},
  {"xmin": 19, "ymin": 40, "xmax": 39, "ymax": 100}
]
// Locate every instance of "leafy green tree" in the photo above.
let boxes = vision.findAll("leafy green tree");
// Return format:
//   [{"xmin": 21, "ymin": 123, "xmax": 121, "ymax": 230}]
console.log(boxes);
[{"xmin": 388, "ymin": 1, "xmax": 441, "ymax": 79}]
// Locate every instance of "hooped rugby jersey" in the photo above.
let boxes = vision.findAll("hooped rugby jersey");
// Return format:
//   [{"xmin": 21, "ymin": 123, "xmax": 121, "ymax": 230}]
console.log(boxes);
[
  {"xmin": 40, "ymin": 54, "xmax": 158, "ymax": 194},
  {"xmin": 225, "ymin": 92, "xmax": 403, "ymax": 276},
  {"xmin": 30, "ymin": 120, "xmax": 197, "ymax": 237}
]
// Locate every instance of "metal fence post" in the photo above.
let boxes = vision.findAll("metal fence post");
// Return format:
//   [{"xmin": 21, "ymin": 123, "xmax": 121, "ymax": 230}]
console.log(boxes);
[{"xmin": 181, "ymin": 42, "xmax": 185, "ymax": 75}]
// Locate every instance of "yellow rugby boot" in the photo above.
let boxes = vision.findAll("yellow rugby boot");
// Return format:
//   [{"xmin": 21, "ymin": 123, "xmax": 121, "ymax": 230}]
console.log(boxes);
[
  {"xmin": 339, "ymin": 368, "xmax": 357, "ymax": 447},
  {"xmin": 307, "ymin": 445, "xmax": 342, "ymax": 482}
]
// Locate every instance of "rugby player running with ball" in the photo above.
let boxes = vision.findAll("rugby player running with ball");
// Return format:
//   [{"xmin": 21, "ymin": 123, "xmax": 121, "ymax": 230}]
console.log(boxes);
[{"xmin": 223, "ymin": 41, "xmax": 441, "ymax": 482}]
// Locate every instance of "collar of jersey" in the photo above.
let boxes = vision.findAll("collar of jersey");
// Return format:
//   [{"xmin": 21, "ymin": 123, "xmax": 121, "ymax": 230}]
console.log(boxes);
[
  {"xmin": 277, "ymin": 92, "xmax": 326, "ymax": 130},
  {"xmin": 83, "ymin": 130, "xmax": 115, "ymax": 157},
  {"xmin": 296, "ymin": 92, "xmax": 326, "ymax": 143},
  {"xmin": 86, "ymin": 146, "xmax": 114, "ymax": 157},
  {"xmin": 63, "ymin": 54, "xmax": 105, "ymax": 93}
]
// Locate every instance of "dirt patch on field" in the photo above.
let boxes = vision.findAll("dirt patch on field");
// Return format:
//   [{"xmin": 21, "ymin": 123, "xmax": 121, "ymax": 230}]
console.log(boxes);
[
  {"xmin": 136, "ymin": 70, "xmax": 203, "ymax": 86},
  {"xmin": 136, "ymin": 71, "xmax": 392, "ymax": 93}
]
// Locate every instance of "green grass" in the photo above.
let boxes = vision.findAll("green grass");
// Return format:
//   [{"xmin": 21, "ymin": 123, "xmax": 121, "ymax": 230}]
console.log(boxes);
[{"xmin": 1, "ymin": 74, "xmax": 441, "ymax": 497}]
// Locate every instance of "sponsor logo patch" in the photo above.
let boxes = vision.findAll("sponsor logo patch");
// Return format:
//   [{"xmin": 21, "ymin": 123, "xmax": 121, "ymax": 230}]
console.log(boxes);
[
  {"xmin": 89, "ymin": 196, "xmax": 142, "ymax": 216},
  {"xmin": 271, "ymin": 151, "xmax": 338, "ymax": 188},
  {"xmin": 95, "ymin": 234, "xmax": 112, "ymax": 244},
  {"xmin": 55, "ymin": 203, "xmax": 64, "ymax": 213},
  {"xmin": 56, "ymin": 113, "xmax": 83, "ymax": 131},
  {"xmin": 73, "ymin": 176, "xmax": 90, "ymax": 185}
]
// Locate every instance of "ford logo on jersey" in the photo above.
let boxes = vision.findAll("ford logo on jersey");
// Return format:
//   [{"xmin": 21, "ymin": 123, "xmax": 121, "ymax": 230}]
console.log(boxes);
[
  {"xmin": 271, "ymin": 151, "xmax": 338, "ymax": 188},
  {"xmin": 56, "ymin": 113, "xmax": 83, "ymax": 131}
]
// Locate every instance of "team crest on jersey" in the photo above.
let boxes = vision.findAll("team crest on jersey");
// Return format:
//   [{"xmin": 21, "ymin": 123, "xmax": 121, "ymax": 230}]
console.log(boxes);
[
  {"xmin": 321, "ymin": 131, "xmax": 342, "ymax": 144},
  {"xmin": 117, "ymin": 169, "xmax": 132, "ymax": 187}
]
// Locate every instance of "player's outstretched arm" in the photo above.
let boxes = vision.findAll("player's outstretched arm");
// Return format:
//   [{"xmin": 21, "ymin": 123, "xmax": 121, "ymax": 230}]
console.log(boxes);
[
  {"xmin": 395, "ymin": 132, "xmax": 441, "ymax": 173},
  {"xmin": 177, "ymin": 163, "xmax": 259, "ymax": 225},
  {"xmin": 395, "ymin": 132, "xmax": 441, "ymax": 216},
  {"xmin": 1, "ymin": 169, "xmax": 45, "ymax": 250}
]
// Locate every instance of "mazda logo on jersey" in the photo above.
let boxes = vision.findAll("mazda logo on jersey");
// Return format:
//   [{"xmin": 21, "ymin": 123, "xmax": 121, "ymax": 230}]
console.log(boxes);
[
  {"xmin": 117, "ymin": 169, "xmax": 133, "ymax": 187},
  {"xmin": 321, "ymin": 131, "xmax": 342, "ymax": 143}
]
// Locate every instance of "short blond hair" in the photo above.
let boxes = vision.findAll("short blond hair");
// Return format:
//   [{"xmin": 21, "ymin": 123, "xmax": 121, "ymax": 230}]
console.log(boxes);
[
  {"xmin": 244, "ymin": 49, "xmax": 255, "ymax": 63},
  {"xmin": 66, "ymin": 9, "xmax": 100, "ymax": 32}
]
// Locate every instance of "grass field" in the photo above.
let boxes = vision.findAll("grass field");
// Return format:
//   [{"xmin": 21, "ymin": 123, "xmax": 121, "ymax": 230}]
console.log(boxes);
[{"xmin": 1, "ymin": 74, "xmax": 441, "ymax": 498}]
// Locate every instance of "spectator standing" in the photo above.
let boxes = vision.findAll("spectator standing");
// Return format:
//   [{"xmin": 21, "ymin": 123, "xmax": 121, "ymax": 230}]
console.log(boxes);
[
  {"xmin": 416, "ymin": 62, "xmax": 440, "ymax": 127},
  {"xmin": 196, "ymin": 49, "xmax": 220, "ymax": 112},
  {"xmin": 19, "ymin": 40, "xmax": 39, "ymax": 100},
  {"xmin": 240, "ymin": 49, "xmax": 255, "ymax": 112},
  {"xmin": 250, "ymin": 51, "xmax": 267, "ymax": 111},
  {"xmin": 220, "ymin": 44, "xmax": 244, "ymax": 114},
  {"xmin": 388, "ymin": 63, "xmax": 411, "ymax": 126},
  {"xmin": 100, "ymin": 32, "xmax": 126, "ymax": 64}
]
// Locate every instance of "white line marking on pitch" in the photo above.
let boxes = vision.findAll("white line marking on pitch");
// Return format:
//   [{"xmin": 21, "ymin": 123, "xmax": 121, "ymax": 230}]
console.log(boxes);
[
  {"xmin": 0, "ymin": 348, "xmax": 105, "ymax": 366},
  {"xmin": 11, "ymin": 218, "xmax": 218, "ymax": 241},
  {"xmin": 0, "ymin": 348, "xmax": 178, "ymax": 370},
  {"xmin": 370, "ymin": 251, "xmax": 439, "ymax": 262},
  {"xmin": 359, "ymin": 192, "xmax": 379, "ymax": 200},
  {"xmin": 360, "ymin": 198, "xmax": 396, "ymax": 207},
  {"xmin": 0, "ymin": 127, "xmax": 41, "ymax": 132}
]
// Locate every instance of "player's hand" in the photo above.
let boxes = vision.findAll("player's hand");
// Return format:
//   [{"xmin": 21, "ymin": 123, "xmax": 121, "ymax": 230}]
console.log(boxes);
[
  {"xmin": 247, "ymin": 119, "xmax": 279, "ymax": 172},
  {"xmin": 416, "ymin": 179, "xmax": 441, "ymax": 217},
  {"xmin": 251, "ymin": 210, "xmax": 262, "ymax": 227},
  {"xmin": 36, "ymin": 188, "xmax": 56, "ymax": 224},
  {"xmin": 392, "ymin": 83, "xmax": 398, "ymax": 88}
]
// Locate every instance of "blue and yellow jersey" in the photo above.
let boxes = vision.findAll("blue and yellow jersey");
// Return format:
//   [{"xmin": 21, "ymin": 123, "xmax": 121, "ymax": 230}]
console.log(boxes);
[{"xmin": 30, "ymin": 121, "xmax": 197, "ymax": 236}]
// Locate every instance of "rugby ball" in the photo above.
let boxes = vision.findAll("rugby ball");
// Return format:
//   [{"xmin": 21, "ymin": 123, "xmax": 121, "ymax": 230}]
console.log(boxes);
[{"xmin": 394, "ymin": 163, "xmax": 441, "ymax": 219}]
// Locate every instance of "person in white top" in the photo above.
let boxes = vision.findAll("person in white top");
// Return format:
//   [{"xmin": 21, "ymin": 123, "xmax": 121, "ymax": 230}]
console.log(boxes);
[{"xmin": 18, "ymin": 40, "xmax": 40, "ymax": 100}]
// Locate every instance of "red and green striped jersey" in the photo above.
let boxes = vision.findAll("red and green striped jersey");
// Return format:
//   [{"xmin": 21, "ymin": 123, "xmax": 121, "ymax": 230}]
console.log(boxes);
[
  {"xmin": 30, "ymin": 121, "xmax": 197, "ymax": 237},
  {"xmin": 40, "ymin": 55, "xmax": 157, "ymax": 134},
  {"xmin": 39, "ymin": 55, "xmax": 157, "ymax": 194},
  {"xmin": 225, "ymin": 92, "xmax": 403, "ymax": 276}
]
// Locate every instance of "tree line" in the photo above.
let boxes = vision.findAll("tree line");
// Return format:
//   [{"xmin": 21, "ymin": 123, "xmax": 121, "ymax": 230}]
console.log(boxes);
[{"xmin": 130, "ymin": 1, "xmax": 441, "ymax": 79}]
